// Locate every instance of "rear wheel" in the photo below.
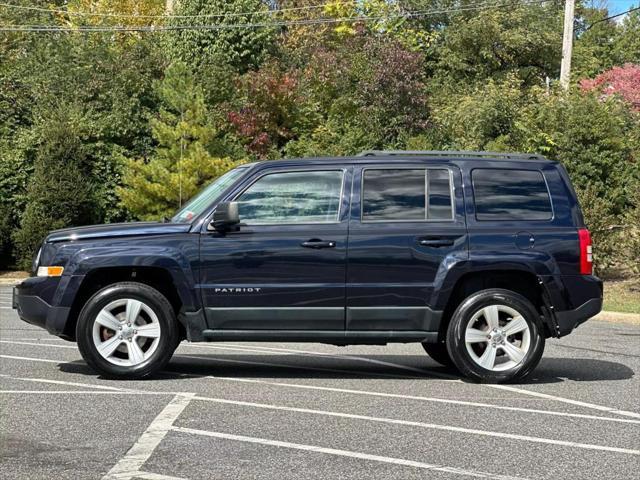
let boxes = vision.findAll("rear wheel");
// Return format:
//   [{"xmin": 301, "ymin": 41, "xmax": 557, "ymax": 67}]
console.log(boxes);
[
  {"xmin": 76, "ymin": 282, "xmax": 179, "ymax": 379},
  {"xmin": 446, "ymin": 288, "xmax": 545, "ymax": 383}
]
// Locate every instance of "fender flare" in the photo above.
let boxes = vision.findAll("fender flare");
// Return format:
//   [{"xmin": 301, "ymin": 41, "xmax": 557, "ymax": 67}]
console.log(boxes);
[{"xmin": 59, "ymin": 245, "xmax": 200, "ymax": 312}]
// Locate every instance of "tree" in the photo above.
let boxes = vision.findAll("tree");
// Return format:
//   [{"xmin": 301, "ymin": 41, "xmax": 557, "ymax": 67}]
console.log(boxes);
[
  {"xmin": 118, "ymin": 62, "xmax": 238, "ymax": 221},
  {"xmin": 427, "ymin": 4, "xmax": 564, "ymax": 85},
  {"xmin": 12, "ymin": 104, "xmax": 96, "ymax": 269},
  {"xmin": 580, "ymin": 63, "xmax": 640, "ymax": 112},
  {"xmin": 163, "ymin": 0, "xmax": 276, "ymax": 73}
]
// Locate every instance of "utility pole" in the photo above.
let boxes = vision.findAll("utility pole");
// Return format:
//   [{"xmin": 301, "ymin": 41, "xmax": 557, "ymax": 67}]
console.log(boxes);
[{"xmin": 560, "ymin": 0, "xmax": 575, "ymax": 90}]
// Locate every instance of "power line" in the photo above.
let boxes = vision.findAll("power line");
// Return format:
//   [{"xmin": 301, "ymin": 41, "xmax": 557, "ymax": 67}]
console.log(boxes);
[
  {"xmin": 0, "ymin": 1, "xmax": 343, "ymax": 19},
  {"xmin": 585, "ymin": 5, "xmax": 640, "ymax": 30},
  {"xmin": 0, "ymin": 0, "xmax": 557, "ymax": 33}
]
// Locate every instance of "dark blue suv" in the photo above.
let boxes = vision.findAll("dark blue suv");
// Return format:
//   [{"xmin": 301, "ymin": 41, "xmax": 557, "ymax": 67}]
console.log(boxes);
[{"xmin": 13, "ymin": 151, "xmax": 603, "ymax": 383}]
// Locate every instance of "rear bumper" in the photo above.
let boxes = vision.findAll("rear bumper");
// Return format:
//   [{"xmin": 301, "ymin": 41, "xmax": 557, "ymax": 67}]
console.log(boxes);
[
  {"xmin": 552, "ymin": 275, "xmax": 603, "ymax": 337},
  {"xmin": 554, "ymin": 297, "xmax": 603, "ymax": 337},
  {"xmin": 13, "ymin": 277, "xmax": 72, "ymax": 339}
]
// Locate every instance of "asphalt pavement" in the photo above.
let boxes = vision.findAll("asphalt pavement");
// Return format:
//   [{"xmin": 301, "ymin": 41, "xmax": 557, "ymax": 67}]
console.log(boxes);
[{"xmin": 1, "ymin": 285, "xmax": 639, "ymax": 480}]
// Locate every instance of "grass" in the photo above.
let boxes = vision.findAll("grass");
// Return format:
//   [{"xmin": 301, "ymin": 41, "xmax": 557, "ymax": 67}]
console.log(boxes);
[
  {"xmin": 603, "ymin": 278, "xmax": 640, "ymax": 314},
  {"xmin": 0, "ymin": 270, "xmax": 29, "ymax": 281}
]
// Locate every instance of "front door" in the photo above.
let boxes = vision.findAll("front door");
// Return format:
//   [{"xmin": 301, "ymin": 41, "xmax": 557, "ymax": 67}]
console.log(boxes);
[
  {"xmin": 200, "ymin": 166, "xmax": 351, "ymax": 330},
  {"xmin": 346, "ymin": 165, "xmax": 468, "ymax": 331}
]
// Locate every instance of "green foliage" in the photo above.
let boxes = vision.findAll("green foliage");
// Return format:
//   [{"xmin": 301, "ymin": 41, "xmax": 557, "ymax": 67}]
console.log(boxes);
[
  {"xmin": 509, "ymin": 91, "xmax": 640, "ymax": 274},
  {"xmin": 428, "ymin": 75, "xmax": 526, "ymax": 150},
  {"xmin": 12, "ymin": 105, "xmax": 96, "ymax": 269},
  {"xmin": 574, "ymin": 8, "xmax": 640, "ymax": 79},
  {"xmin": 1, "ymin": 1, "xmax": 639, "ymax": 278},
  {"xmin": 164, "ymin": 0, "xmax": 276, "ymax": 72},
  {"xmin": 118, "ymin": 63, "xmax": 238, "ymax": 221},
  {"xmin": 428, "ymin": 4, "xmax": 563, "ymax": 85}
]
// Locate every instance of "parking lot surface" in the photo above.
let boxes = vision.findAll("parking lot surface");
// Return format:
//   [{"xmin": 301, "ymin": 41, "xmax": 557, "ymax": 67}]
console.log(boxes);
[{"xmin": 1, "ymin": 285, "xmax": 639, "ymax": 480}]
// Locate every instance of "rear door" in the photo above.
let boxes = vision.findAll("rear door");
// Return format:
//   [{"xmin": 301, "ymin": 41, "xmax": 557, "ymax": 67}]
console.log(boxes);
[{"xmin": 346, "ymin": 165, "xmax": 467, "ymax": 331}]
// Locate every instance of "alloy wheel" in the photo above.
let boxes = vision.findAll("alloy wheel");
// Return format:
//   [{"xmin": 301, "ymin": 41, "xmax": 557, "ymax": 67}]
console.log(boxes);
[
  {"xmin": 91, "ymin": 298, "xmax": 161, "ymax": 367},
  {"xmin": 464, "ymin": 304, "xmax": 531, "ymax": 371}
]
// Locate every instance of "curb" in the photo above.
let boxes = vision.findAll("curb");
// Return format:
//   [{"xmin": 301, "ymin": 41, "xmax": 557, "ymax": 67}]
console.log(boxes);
[{"xmin": 594, "ymin": 310, "xmax": 640, "ymax": 325}]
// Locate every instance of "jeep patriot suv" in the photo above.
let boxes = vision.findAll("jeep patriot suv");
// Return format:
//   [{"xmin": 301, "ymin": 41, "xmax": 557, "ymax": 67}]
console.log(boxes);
[{"xmin": 13, "ymin": 151, "xmax": 603, "ymax": 383}]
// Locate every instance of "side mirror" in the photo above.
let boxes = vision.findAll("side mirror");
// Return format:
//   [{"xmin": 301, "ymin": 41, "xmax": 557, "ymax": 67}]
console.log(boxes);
[{"xmin": 210, "ymin": 202, "xmax": 240, "ymax": 232}]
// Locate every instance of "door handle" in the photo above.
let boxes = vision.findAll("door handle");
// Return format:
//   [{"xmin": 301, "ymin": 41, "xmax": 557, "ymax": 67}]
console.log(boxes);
[
  {"xmin": 419, "ymin": 238, "xmax": 455, "ymax": 247},
  {"xmin": 301, "ymin": 239, "xmax": 336, "ymax": 249}
]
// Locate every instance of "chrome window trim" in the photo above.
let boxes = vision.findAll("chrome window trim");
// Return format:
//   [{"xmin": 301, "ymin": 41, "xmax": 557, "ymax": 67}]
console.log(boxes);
[
  {"xmin": 360, "ymin": 166, "xmax": 456, "ymax": 223},
  {"xmin": 231, "ymin": 168, "xmax": 347, "ymax": 226}
]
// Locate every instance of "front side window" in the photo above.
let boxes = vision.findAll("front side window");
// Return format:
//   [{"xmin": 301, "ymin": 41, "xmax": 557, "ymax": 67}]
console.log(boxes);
[
  {"xmin": 172, "ymin": 166, "xmax": 248, "ymax": 223},
  {"xmin": 472, "ymin": 169, "xmax": 552, "ymax": 221},
  {"xmin": 362, "ymin": 168, "xmax": 453, "ymax": 221},
  {"xmin": 236, "ymin": 170, "xmax": 344, "ymax": 224}
]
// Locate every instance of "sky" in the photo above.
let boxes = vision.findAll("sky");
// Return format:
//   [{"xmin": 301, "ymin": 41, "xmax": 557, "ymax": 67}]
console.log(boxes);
[{"xmin": 605, "ymin": 0, "xmax": 638, "ymax": 16}]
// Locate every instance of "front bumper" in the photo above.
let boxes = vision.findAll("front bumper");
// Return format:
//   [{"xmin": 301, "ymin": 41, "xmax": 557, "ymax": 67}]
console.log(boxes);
[{"xmin": 13, "ymin": 277, "xmax": 72, "ymax": 339}]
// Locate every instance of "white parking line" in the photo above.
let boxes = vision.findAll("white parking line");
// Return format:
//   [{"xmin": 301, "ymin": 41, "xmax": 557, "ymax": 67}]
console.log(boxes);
[
  {"xmin": 189, "ymin": 395, "xmax": 640, "ymax": 456},
  {"xmin": 2, "ymin": 371, "xmax": 638, "ymax": 457},
  {"xmin": 181, "ymin": 374, "xmax": 640, "ymax": 425},
  {"xmin": 0, "ymin": 354, "xmax": 62, "ymax": 363},
  {"xmin": 0, "ymin": 390, "xmax": 172, "ymax": 395},
  {"xmin": 488, "ymin": 384, "xmax": 640, "ymax": 419},
  {"xmin": 0, "ymin": 373, "xmax": 133, "ymax": 391},
  {"xmin": 178, "ymin": 352, "xmax": 456, "ymax": 382},
  {"xmin": 0, "ymin": 339, "xmax": 454, "ymax": 382},
  {"xmin": 202, "ymin": 343, "xmax": 640, "ymax": 420},
  {"xmin": 0, "ymin": 340, "xmax": 77, "ymax": 349},
  {"xmin": 2, "ymin": 347, "xmax": 638, "ymax": 424},
  {"xmin": 190, "ymin": 342, "xmax": 438, "ymax": 376},
  {"xmin": 102, "ymin": 393, "xmax": 194, "ymax": 480},
  {"xmin": 172, "ymin": 426, "xmax": 527, "ymax": 480}
]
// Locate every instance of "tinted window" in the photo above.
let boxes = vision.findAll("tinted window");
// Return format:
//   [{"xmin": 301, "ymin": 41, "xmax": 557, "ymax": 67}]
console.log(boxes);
[
  {"xmin": 472, "ymin": 169, "xmax": 552, "ymax": 220},
  {"xmin": 363, "ymin": 169, "xmax": 425, "ymax": 220},
  {"xmin": 427, "ymin": 169, "xmax": 453, "ymax": 220},
  {"xmin": 362, "ymin": 169, "xmax": 454, "ymax": 221},
  {"xmin": 237, "ymin": 170, "xmax": 343, "ymax": 224}
]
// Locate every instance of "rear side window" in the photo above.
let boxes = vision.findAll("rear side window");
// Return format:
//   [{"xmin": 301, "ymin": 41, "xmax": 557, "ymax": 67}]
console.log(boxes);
[
  {"xmin": 472, "ymin": 169, "xmax": 552, "ymax": 221},
  {"xmin": 362, "ymin": 169, "xmax": 453, "ymax": 221}
]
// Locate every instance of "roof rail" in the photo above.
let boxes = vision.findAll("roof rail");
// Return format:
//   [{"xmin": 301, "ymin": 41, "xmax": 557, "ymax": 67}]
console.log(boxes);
[{"xmin": 356, "ymin": 150, "xmax": 546, "ymax": 160}]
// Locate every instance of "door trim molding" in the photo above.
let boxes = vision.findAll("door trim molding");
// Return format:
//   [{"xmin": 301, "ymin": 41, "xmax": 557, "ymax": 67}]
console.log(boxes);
[
  {"xmin": 205, "ymin": 307, "xmax": 344, "ymax": 330},
  {"xmin": 347, "ymin": 306, "xmax": 441, "ymax": 331}
]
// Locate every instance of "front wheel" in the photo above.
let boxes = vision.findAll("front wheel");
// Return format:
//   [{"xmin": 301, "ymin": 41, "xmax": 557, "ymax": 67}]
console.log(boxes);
[
  {"xmin": 76, "ymin": 282, "xmax": 179, "ymax": 379},
  {"xmin": 446, "ymin": 289, "xmax": 545, "ymax": 383}
]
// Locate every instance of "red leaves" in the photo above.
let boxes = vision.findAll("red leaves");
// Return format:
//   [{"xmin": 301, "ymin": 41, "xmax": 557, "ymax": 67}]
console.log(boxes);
[{"xmin": 580, "ymin": 64, "xmax": 640, "ymax": 111}]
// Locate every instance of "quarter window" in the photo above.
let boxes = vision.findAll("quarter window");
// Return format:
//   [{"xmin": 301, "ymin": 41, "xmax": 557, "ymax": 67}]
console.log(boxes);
[
  {"xmin": 362, "ymin": 169, "xmax": 453, "ymax": 221},
  {"xmin": 236, "ymin": 170, "xmax": 343, "ymax": 224},
  {"xmin": 472, "ymin": 169, "xmax": 552, "ymax": 221}
]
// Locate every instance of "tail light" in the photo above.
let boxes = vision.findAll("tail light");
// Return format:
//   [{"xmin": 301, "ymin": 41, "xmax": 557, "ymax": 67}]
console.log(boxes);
[{"xmin": 578, "ymin": 228, "xmax": 593, "ymax": 275}]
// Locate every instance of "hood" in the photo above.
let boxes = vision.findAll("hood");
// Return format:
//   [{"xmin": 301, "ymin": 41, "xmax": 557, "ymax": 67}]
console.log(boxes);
[{"xmin": 45, "ymin": 222, "xmax": 192, "ymax": 243}]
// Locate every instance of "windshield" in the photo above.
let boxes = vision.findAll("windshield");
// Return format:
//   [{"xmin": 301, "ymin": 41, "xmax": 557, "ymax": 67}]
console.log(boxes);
[{"xmin": 172, "ymin": 167, "xmax": 248, "ymax": 223}]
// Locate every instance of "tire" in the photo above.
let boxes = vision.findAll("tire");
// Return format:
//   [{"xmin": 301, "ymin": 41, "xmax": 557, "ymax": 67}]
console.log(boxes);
[
  {"xmin": 76, "ymin": 282, "xmax": 179, "ymax": 379},
  {"xmin": 446, "ymin": 288, "xmax": 545, "ymax": 383},
  {"xmin": 421, "ymin": 342, "xmax": 455, "ymax": 368}
]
